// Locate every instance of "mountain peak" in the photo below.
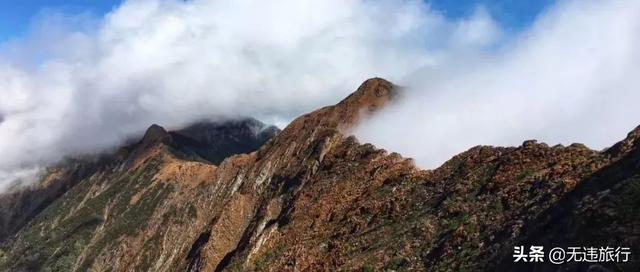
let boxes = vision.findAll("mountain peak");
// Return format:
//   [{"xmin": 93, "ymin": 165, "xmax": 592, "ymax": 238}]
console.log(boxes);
[
  {"xmin": 337, "ymin": 77, "xmax": 396, "ymax": 114},
  {"xmin": 120, "ymin": 119, "xmax": 279, "ymax": 168},
  {"xmin": 281, "ymin": 77, "xmax": 397, "ymax": 135},
  {"xmin": 141, "ymin": 124, "xmax": 170, "ymax": 144}
]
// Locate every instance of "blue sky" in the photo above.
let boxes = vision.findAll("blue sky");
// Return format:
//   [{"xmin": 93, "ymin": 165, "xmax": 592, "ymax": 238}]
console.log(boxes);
[
  {"xmin": 429, "ymin": 0, "xmax": 556, "ymax": 31},
  {"xmin": 0, "ymin": 0, "xmax": 555, "ymax": 43},
  {"xmin": 0, "ymin": 0, "xmax": 122, "ymax": 42}
]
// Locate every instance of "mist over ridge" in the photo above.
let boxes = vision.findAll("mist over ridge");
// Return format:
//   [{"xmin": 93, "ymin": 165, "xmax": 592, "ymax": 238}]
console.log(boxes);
[
  {"xmin": 356, "ymin": 0, "xmax": 640, "ymax": 168},
  {"xmin": 1, "ymin": 0, "xmax": 639, "ymax": 188}
]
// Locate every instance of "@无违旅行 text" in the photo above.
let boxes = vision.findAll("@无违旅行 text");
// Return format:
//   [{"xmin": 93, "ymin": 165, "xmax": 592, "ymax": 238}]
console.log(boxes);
[{"xmin": 513, "ymin": 246, "xmax": 631, "ymax": 264}]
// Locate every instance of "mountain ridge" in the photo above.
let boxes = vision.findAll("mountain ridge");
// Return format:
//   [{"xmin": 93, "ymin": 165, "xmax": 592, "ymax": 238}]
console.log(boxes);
[{"xmin": 0, "ymin": 78, "xmax": 638, "ymax": 271}]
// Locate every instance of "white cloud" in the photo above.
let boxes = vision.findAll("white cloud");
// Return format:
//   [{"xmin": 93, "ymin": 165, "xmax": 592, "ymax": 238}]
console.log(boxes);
[
  {"xmin": 355, "ymin": 0, "xmax": 640, "ymax": 168},
  {"xmin": 1, "ymin": 0, "xmax": 638, "ymax": 190},
  {"xmin": 0, "ymin": 0, "xmax": 497, "ymax": 189},
  {"xmin": 0, "ymin": 166, "xmax": 42, "ymax": 193}
]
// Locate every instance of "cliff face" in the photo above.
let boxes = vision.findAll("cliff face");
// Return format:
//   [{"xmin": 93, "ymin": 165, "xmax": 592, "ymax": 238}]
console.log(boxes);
[{"xmin": 0, "ymin": 78, "xmax": 639, "ymax": 271}]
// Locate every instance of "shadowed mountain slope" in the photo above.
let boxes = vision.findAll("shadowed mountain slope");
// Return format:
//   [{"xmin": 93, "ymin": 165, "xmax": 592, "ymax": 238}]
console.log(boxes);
[{"xmin": 171, "ymin": 118, "xmax": 280, "ymax": 164}]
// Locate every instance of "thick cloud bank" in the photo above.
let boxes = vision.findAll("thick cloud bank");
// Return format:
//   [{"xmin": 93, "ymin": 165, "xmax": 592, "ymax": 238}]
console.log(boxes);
[
  {"xmin": 355, "ymin": 0, "xmax": 640, "ymax": 168},
  {"xmin": 0, "ymin": 0, "xmax": 500, "ymax": 190},
  {"xmin": 0, "ymin": 0, "xmax": 639, "ymax": 190}
]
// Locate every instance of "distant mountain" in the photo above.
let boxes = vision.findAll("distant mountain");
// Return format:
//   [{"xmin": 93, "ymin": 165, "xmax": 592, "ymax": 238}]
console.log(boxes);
[
  {"xmin": 0, "ymin": 118, "xmax": 278, "ymax": 244},
  {"xmin": 0, "ymin": 78, "xmax": 638, "ymax": 271},
  {"xmin": 170, "ymin": 118, "xmax": 280, "ymax": 164}
]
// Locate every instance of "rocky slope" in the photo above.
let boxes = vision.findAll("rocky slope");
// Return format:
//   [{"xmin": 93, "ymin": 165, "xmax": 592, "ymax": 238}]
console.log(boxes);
[
  {"xmin": 0, "ymin": 118, "xmax": 278, "ymax": 246},
  {"xmin": 0, "ymin": 78, "xmax": 638, "ymax": 271}
]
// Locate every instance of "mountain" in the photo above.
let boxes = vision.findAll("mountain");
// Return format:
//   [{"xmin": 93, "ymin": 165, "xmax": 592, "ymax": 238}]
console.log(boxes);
[
  {"xmin": 0, "ymin": 118, "xmax": 278, "ymax": 246},
  {"xmin": 0, "ymin": 78, "xmax": 638, "ymax": 271},
  {"xmin": 170, "ymin": 118, "xmax": 280, "ymax": 165}
]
